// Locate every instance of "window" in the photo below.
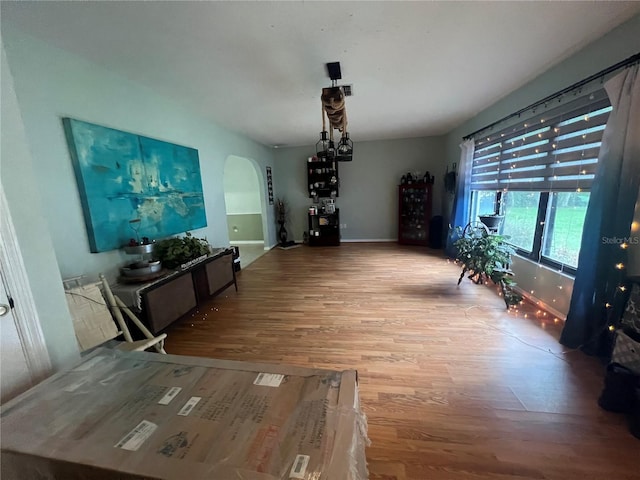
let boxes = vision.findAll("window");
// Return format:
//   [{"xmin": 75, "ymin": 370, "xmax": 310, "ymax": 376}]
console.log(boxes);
[
  {"xmin": 468, "ymin": 89, "xmax": 611, "ymax": 275},
  {"xmin": 470, "ymin": 191, "xmax": 498, "ymax": 222},
  {"xmin": 542, "ymin": 191, "xmax": 590, "ymax": 267},
  {"xmin": 501, "ymin": 191, "xmax": 540, "ymax": 252}
]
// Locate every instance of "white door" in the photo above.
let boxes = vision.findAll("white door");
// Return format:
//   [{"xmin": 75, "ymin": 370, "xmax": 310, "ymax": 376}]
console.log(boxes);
[{"xmin": 0, "ymin": 269, "xmax": 33, "ymax": 402}]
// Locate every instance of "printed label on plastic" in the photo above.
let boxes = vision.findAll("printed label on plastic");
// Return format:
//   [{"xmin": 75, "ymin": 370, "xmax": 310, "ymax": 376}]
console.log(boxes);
[
  {"xmin": 158, "ymin": 386, "xmax": 182, "ymax": 405},
  {"xmin": 115, "ymin": 420, "xmax": 157, "ymax": 451},
  {"xmin": 289, "ymin": 454, "xmax": 310, "ymax": 479},
  {"xmin": 177, "ymin": 396, "xmax": 201, "ymax": 416},
  {"xmin": 253, "ymin": 372, "xmax": 285, "ymax": 387}
]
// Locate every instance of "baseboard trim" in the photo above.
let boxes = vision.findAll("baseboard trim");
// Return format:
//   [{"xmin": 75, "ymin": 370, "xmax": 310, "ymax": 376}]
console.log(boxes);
[
  {"xmin": 515, "ymin": 287, "xmax": 567, "ymax": 321},
  {"xmin": 230, "ymin": 240, "xmax": 264, "ymax": 245},
  {"xmin": 341, "ymin": 239, "xmax": 397, "ymax": 243}
]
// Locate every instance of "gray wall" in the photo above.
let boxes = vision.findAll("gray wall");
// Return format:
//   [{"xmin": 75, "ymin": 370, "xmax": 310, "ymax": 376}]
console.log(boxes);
[
  {"xmin": 274, "ymin": 136, "xmax": 446, "ymax": 242},
  {"xmin": 443, "ymin": 14, "xmax": 640, "ymax": 315},
  {"xmin": 2, "ymin": 27, "xmax": 277, "ymax": 285},
  {"xmin": 227, "ymin": 214, "xmax": 264, "ymax": 241},
  {"xmin": 1, "ymin": 41, "xmax": 79, "ymax": 371}
]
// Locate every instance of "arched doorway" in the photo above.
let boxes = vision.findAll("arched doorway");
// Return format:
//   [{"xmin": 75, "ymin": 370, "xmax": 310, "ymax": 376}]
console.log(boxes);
[{"xmin": 223, "ymin": 156, "xmax": 267, "ymax": 268}]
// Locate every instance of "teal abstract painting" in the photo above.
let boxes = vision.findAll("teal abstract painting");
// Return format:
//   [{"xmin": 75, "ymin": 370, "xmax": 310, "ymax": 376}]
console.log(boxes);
[{"xmin": 63, "ymin": 118, "xmax": 207, "ymax": 252}]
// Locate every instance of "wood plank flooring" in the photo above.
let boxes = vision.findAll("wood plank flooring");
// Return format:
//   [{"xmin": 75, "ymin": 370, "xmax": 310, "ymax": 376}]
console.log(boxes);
[{"xmin": 165, "ymin": 243, "xmax": 638, "ymax": 480}]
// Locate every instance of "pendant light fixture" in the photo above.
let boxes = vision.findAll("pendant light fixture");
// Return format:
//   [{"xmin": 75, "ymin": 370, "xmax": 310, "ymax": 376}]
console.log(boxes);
[
  {"xmin": 317, "ymin": 62, "xmax": 353, "ymax": 162},
  {"xmin": 336, "ymin": 132, "xmax": 353, "ymax": 161}
]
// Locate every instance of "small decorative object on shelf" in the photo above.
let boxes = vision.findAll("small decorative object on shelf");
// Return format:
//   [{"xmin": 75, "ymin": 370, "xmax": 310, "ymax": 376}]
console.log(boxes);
[
  {"xmin": 307, "ymin": 155, "xmax": 339, "ymax": 198},
  {"xmin": 121, "ymin": 223, "xmax": 161, "ymax": 279},
  {"xmin": 406, "ymin": 172, "xmax": 414, "ymax": 185}
]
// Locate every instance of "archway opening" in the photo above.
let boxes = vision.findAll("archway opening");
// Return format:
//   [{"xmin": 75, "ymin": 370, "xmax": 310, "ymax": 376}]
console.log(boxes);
[{"xmin": 223, "ymin": 156, "xmax": 267, "ymax": 268}]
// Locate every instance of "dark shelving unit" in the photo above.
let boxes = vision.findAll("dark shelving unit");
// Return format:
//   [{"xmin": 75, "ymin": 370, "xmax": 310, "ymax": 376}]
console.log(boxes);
[
  {"xmin": 308, "ymin": 208, "xmax": 340, "ymax": 246},
  {"xmin": 307, "ymin": 156, "xmax": 339, "ymax": 198},
  {"xmin": 398, "ymin": 183, "xmax": 433, "ymax": 246}
]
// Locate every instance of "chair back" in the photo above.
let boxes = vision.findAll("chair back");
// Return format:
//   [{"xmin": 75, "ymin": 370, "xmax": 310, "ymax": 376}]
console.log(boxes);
[{"xmin": 64, "ymin": 279, "xmax": 119, "ymax": 351}]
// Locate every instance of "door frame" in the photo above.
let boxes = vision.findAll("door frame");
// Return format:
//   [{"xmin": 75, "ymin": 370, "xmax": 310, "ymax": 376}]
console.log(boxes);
[
  {"xmin": 223, "ymin": 155, "xmax": 271, "ymax": 248},
  {"xmin": 0, "ymin": 189, "xmax": 52, "ymax": 384}
]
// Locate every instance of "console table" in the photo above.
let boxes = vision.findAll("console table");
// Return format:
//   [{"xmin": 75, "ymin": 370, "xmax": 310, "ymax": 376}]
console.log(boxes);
[{"xmin": 112, "ymin": 248, "xmax": 237, "ymax": 334}]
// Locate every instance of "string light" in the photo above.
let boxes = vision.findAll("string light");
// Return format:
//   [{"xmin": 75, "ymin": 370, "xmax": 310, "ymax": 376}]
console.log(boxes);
[
  {"xmin": 608, "ymin": 325, "xmax": 616, "ymax": 332},
  {"xmin": 615, "ymin": 263, "xmax": 625, "ymax": 270},
  {"xmin": 620, "ymin": 242, "xmax": 629, "ymax": 249}
]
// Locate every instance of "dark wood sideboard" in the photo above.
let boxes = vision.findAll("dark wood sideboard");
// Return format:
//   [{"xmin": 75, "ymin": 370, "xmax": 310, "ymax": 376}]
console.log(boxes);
[{"xmin": 112, "ymin": 248, "xmax": 237, "ymax": 334}]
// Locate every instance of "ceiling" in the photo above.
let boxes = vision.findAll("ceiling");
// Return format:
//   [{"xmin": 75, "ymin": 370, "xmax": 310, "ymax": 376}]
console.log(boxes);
[{"xmin": 3, "ymin": 1, "xmax": 640, "ymax": 148}]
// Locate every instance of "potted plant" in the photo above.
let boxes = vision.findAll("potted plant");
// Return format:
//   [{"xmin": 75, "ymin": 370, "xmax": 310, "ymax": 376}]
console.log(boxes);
[
  {"xmin": 153, "ymin": 232, "xmax": 211, "ymax": 269},
  {"xmin": 453, "ymin": 224, "xmax": 522, "ymax": 308},
  {"xmin": 478, "ymin": 214, "xmax": 504, "ymax": 231}
]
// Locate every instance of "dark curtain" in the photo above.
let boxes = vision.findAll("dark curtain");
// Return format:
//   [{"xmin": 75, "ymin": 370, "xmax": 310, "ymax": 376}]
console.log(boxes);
[
  {"xmin": 561, "ymin": 65, "xmax": 640, "ymax": 356},
  {"xmin": 445, "ymin": 139, "xmax": 475, "ymax": 258}
]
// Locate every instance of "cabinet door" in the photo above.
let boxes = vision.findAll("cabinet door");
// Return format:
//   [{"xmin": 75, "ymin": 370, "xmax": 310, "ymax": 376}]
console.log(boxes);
[
  {"xmin": 205, "ymin": 253, "xmax": 234, "ymax": 296},
  {"xmin": 398, "ymin": 185, "xmax": 430, "ymax": 245},
  {"xmin": 143, "ymin": 273, "xmax": 197, "ymax": 333},
  {"xmin": 309, "ymin": 210, "xmax": 340, "ymax": 246}
]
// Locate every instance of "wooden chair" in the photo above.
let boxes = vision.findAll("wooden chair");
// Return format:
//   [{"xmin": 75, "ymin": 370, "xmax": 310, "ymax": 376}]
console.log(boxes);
[{"xmin": 64, "ymin": 274, "xmax": 166, "ymax": 354}]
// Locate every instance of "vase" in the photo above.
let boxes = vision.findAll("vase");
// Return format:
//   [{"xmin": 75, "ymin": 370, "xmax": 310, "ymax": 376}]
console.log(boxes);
[{"xmin": 278, "ymin": 221, "xmax": 288, "ymax": 245}]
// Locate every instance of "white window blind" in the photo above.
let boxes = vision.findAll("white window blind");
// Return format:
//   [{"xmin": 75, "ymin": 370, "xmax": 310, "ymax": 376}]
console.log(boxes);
[{"xmin": 470, "ymin": 89, "xmax": 612, "ymax": 192}]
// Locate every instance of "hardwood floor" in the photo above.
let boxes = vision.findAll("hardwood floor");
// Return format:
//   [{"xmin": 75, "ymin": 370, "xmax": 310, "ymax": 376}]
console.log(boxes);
[{"xmin": 165, "ymin": 243, "xmax": 638, "ymax": 480}]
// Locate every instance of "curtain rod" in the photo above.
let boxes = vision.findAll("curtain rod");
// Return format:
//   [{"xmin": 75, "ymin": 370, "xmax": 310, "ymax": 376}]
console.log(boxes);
[{"xmin": 463, "ymin": 52, "xmax": 640, "ymax": 140}]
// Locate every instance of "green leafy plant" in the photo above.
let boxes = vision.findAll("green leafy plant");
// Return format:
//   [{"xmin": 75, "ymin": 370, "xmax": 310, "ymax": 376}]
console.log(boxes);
[
  {"xmin": 453, "ymin": 225, "xmax": 523, "ymax": 308},
  {"xmin": 154, "ymin": 232, "xmax": 211, "ymax": 269}
]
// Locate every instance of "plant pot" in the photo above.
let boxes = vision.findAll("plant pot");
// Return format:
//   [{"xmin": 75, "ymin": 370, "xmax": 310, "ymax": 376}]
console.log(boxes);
[{"xmin": 479, "ymin": 215, "xmax": 504, "ymax": 230}]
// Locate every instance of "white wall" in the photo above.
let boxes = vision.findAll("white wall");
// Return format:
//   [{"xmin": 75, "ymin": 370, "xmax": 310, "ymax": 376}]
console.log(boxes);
[
  {"xmin": 2, "ymin": 27, "xmax": 277, "ymax": 284},
  {"xmin": 274, "ymin": 136, "xmax": 446, "ymax": 242},
  {"xmin": 1, "ymin": 41, "xmax": 79, "ymax": 371},
  {"xmin": 224, "ymin": 156, "xmax": 262, "ymax": 214},
  {"xmin": 443, "ymin": 14, "xmax": 640, "ymax": 316}
]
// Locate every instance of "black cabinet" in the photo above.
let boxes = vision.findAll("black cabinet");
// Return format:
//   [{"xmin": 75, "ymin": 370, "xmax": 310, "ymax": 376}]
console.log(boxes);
[
  {"xmin": 308, "ymin": 208, "xmax": 340, "ymax": 246},
  {"xmin": 398, "ymin": 183, "xmax": 433, "ymax": 245},
  {"xmin": 307, "ymin": 156, "xmax": 339, "ymax": 198}
]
